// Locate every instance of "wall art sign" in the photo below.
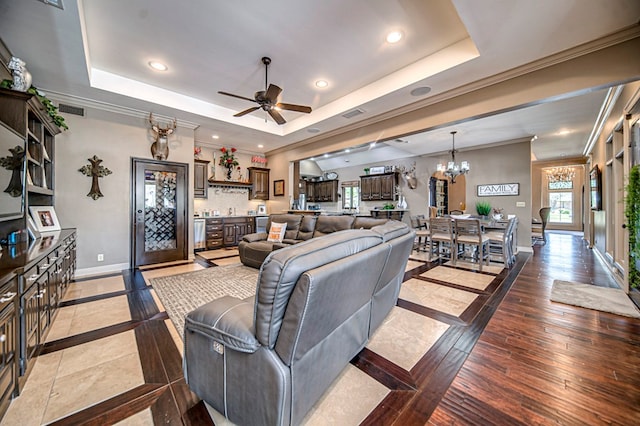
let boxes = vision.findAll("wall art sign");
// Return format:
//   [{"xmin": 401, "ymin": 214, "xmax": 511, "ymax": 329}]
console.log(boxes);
[{"xmin": 477, "ymin": 183, "xmax": 519, "ymax": 197}]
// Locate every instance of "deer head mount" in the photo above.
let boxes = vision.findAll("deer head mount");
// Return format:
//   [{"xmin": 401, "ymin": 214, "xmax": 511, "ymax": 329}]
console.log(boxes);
[
  {"xmin": 400, "ymin": 162, "xmax": 417, "ymax": 189},
  {"xmin": 148, "ymin": 113, "xmax": 177, "ymax": 161}
]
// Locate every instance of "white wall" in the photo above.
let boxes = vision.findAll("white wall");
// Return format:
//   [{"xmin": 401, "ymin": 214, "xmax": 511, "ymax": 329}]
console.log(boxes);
[{"xmin": 55, "ymin": 109, "xmax": 195, "ymax": 276}]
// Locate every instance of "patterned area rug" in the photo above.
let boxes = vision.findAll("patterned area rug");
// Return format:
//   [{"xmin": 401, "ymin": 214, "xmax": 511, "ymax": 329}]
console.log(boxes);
[
  {"xmin": 551, "ymin": 280, "xmax": 640, "ymax": 318},
  {"xmin": 150, "ymin": 263, "xmax": 260, "ymax": 337}
]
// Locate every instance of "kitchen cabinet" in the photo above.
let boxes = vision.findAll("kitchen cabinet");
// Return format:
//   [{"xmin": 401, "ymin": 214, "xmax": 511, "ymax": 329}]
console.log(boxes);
[
  {"xmin": 205, "ymin": 217, "xmax": 254, "ymax": 248},
  {"xmin": 360, "ymin": 173, "xmax": 397, "ymax": 201},
  {"xmin": 194, "ymin": 159, "xmax": 210, "ymax": 198},
  {"xmin": 223, "ymin": 217, "xmax": 254, "ymax": 246},
  {"xmin": 305, "ymin": 180, "xmax": 338, "ymax": 202},
  {"xmin": 248, "ymin": 167, "xmax": 269, "ymax": 200}
]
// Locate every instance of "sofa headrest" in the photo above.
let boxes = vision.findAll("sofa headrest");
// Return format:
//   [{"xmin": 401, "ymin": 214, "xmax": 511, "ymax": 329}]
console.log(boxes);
[
  {"xmin": 254, "ymin": 229, "xmax": 382, "ymax": 348},
  {"xmin": 268, "ymin": 214, "xmax": 303, "ymax": 240},
  {"xmin": 312, "ymin": 215, "xmax": 355, "ymax": 237},
  {"xmin": 297, "ymin": 215, "xmax": 317, "ymax": 241},
  {"xmin": 353, "ymin": 217, "xmax": 388, "ymax": 229},
  {"xmin": 370, "ymin": 220, "xmax": 411, "ymax": 242}
]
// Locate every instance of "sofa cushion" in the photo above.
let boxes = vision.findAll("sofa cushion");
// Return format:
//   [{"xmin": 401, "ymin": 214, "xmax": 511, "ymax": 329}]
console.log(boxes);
[
  {"xmin": 254, "ymin": 229, "xmax": 383, "ymax": 348},
  {"xmin": 353, "ymin": 217, "xmax": 388, "ymax": 229},
  {"xmin": 312, "ymin": 215, "xmax": 355, "ymax": 238},
  {"xmin": 297, "ymin": 215, "xmax": 317, "ymax": 241},
  {"xmin": 267, "ymin": 222, "xmax": 287, "ymax": 242},
  {"xmin": 268, "ymin": 214, "xmax": 303, "ymax": 240},
  {"xmin": 370, "ymin": 220, "xmax": 411, "ymax": 241}
]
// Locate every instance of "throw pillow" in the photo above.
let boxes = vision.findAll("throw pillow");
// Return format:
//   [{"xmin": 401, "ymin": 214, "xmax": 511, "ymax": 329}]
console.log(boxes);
[{"xmin": 267, "ymin": 222, "xmax": 287, "ymax": 243}]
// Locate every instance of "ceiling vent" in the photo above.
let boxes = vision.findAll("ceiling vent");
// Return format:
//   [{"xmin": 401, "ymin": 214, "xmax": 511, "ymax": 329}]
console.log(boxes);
[
  {"xmin": 341, "ymin": 108, "xmax": 365, "ymax": 119},
  {"xmin": 58, "ymin": 103, "xmax": 85, "ymax": 116}
]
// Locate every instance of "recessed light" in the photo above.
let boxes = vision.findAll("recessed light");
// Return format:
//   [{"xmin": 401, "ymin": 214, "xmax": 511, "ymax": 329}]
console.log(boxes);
[
  {"xmin": 211, "ymin": 134, "xmax": 219, "ymax": 139},
  {"xmin": 257, "ymin": 144, "xmax": 264, "ymax": 148},
  {"xmin": 309, "ymin": 157, "xmax": 315, "ymax": 161},
  {"xmin": 557, "ymin": 129, "xmax": 571, "ymax": 136},
  {"xmin": 323, "ymin": 153, "xmax": 329, "ymax": 158},
  {"xmin": 386, "ymin": 30, "xmax": 403, "ymax": 44},
  {"xmin": 410, "ymin": 86, "xmax": 431, "ymax": 97},
  {"xmin": 345, "ymin": 149, "xmax": 351, "ymax": 153},
  {"xmin": 315, "ymin": 80, "xmax": 328, "ymax": 88},
  {"xmin": 370, "ymin": 142, "xmax": 376, "ymax": 148},
  {"xmin": 148, "ymin": 61, "xmax": 168, "ymax": 71},
  {"xmin": 307, "ymin": 128, "xmax": 321, "ymax": 134}
]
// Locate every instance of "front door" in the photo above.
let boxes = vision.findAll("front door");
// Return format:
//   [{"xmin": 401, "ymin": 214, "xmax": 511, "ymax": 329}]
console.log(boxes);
[{"xmin": 131, "ymin": 158, "xmax": 188, "ymax": 268}]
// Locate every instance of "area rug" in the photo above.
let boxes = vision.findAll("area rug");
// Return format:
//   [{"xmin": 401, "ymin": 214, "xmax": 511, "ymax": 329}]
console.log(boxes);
[
  {"xmin": 149, "ymin": 263, "xmax": 259, "ymax": 337},
  {"xmin": 550, "ymin": 280, "xmax": 640, "ymax": 318}
]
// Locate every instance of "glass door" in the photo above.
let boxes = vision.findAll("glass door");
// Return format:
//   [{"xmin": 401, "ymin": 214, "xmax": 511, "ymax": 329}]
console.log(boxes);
[{"xmin": 132, "ymin": 158, "xmax": 188, "ymax": 267}]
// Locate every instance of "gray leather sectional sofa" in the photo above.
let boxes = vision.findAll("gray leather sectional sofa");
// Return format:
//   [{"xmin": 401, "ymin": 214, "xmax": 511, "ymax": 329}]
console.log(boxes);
[
  {"xmin": 183, "ymin": 220, "xmax": 415, "ymax": 425},
  {"xmin": 238, "ymin": 213, "xmax": 389, "ymax": 268}
]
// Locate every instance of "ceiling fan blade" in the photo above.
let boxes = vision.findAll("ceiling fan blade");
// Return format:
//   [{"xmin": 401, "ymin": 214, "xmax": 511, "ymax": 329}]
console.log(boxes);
[
  {"xmin": 234, "ymin": 106, "xmax": 260, "ymax": 117},
  {"xmin": 218, "ymin": 91, "xmax": 256, "ymax": 103},
  {"xmin": 264, "ymin": 84, "xmax": 282, "ymax": 102},
  {"xmin": 268, "ymin": 108, "xmax": 286, "ymax": 125},
  {"xmin": 276, "ymin": 103, "xmax": 312, "ymax": 114}
]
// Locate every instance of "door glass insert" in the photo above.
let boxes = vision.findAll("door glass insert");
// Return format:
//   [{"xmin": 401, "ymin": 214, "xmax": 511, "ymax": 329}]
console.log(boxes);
[{"xmin": 144, "ymin": 169, "xmax": 177, "ymax": 252}]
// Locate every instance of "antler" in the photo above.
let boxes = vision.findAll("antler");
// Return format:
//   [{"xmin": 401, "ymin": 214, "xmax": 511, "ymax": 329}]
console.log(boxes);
[{"xmin": 149, "ymin": 113, "xmax": 177, "ymax": 135}]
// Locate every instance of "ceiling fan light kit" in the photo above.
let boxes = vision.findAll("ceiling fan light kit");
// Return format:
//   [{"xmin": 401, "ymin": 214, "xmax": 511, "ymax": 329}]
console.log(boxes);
[{"xmin": 218, "ymin": 57, "xmax": 312, "ymax": 125}]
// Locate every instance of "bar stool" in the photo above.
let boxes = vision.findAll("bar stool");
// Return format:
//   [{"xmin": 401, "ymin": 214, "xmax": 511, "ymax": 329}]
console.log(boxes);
[{"xmin": 429, "ymin": 217, "xmax": 456, "ymax": 263}]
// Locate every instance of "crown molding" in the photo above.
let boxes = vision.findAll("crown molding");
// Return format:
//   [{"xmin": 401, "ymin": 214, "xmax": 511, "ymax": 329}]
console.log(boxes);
[{"xmin": 42, "ymin": 89, "xmax": 201, "ymax": 130}]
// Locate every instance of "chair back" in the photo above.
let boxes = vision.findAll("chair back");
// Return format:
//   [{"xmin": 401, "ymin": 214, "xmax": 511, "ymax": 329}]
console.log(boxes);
[
  {"xmin": 454, "ymin": 218, "xmax": 483, "ymax": 239},
  {"xmin": 430, "ymin": 217, "xmax": 454, "ymax": 240},
  {"xmin": 539, "ymin": 207, "xmax": 551, "ymax": 230},
  {"xmin": 410, "ymin": 214, "xmax": 426, "ymax": 229},
  {"xmin": 429, "ymin": 206, "xmax": 438, "ymax": 218},
  {"xmin": 449, "ymin": 209, "xmax": 463, "ymax": 215}
]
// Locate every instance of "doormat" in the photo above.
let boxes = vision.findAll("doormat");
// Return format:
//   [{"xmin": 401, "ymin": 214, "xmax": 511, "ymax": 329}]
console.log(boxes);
[{"xmin": 550, "ymin": 280, "xmax": 640, "ymax": 318}]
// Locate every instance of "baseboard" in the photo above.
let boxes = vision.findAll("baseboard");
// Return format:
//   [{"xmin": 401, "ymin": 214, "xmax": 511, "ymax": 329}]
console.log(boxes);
[
  {"xmin": 75, "ymin": 262, "xmax": 130, "ymax": 278},
  {"xmin": 517, "ymin": 245, "xmax": 533, "ymax": 253}
]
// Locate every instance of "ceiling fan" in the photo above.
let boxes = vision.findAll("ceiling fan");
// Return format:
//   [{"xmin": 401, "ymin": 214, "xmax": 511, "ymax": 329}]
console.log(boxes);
[{"xmin": 218, "ymin": 57, "xmax": 312, "ymax": 125}]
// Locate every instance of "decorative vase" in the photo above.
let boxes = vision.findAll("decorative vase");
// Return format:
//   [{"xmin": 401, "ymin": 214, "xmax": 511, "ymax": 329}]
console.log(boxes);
[
  {"xmin": 226, "ymin": 168, "xmax": 233, "ymax": 181},
  {"xmin": 398, "ymin": 196, "xmax": 407, "ymax": 209}
]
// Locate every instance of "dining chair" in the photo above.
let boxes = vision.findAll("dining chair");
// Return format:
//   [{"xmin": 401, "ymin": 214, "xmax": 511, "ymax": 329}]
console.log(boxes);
[
  {"xmin": 531, "ymin": 207, "xmax": 551, "ymax": 245},
  {"xmin": 449, "ymin": 209, "xmax": 464, "ymax": 215},
  {"xmin": 486, "ymin": 217, "xmax": 515, "ymax": 267},
  {"xmin": 429, "ymin": 217, "xmax": 455, "ymax": 263},
  {"xmin": 411, "ymin": 215, "xmax": 430, "ymax": 252},
  {"xmin": 454, "ymin": 218, "xmax": 490, "ymax": 271}
]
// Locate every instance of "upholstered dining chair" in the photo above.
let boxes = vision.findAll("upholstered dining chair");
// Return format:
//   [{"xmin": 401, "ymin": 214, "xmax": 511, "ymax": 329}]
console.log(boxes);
[
  {"xmin": 454, "ymin": 218, "xmax": 490, "ymax": 271},
  {"xmin": 531, "ymin": 207, "xmax": 551, "ymax": 245},
  {"xmin": 429, "ymin": 217, "xmax": 455, "ymax": 263}
]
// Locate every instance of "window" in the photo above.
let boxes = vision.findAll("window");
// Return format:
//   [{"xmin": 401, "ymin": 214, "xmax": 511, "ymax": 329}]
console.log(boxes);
[
  {"xmin": 342, "ymin": 181, "xmax": 359, "ymax": 210},
  {"xmin": 549, "ymin": 192, "xmax": 573, "ymax": 223}
]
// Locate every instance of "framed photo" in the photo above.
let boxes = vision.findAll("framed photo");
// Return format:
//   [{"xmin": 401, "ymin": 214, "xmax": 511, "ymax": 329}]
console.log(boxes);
[
  {"xmin": 27, "ymin": 216, "xmax": 41, "ymax": 240},
  {"xmin": 29, "ymin": 206, "xmax": 61, "ymax": 232},
  {"xmin": 274, "ymin": 179, "xmax": 285, "ymax": 196}
]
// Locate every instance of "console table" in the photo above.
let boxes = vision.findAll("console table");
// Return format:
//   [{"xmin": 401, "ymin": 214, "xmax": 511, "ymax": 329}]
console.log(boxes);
[{"xmin": 0, "ymin": 229, "xmax": 76, "ymax": 419}]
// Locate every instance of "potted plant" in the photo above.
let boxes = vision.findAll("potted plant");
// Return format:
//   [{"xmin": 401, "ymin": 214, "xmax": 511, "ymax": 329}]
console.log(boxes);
[
  {"xmin": 476, "ymin": 201, "xmax": 492, "ymax": 218},
  {"xmin": 364, "ymin": 167, "xmax": 370, "ymax": 175}
]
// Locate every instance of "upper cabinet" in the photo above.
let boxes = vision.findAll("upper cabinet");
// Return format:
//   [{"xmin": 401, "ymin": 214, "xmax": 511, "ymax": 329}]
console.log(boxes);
[
  {"xmin": 248, "ymin": 167, "xmax": 269, "ymax": 200},
  {"xmin": 0, "ymin": 88, "xmax": 61, "ymax": 235},
  {"xmin": 194, "ymin": 159, "xmax": 210, "ymax": 198},
  {"xmin": 360, "ymin": 172, "xmax": 397, "ymax": 201},
  {"xmin": 306, "ymin": 180, "xmax": 338, "ymax": 202}
]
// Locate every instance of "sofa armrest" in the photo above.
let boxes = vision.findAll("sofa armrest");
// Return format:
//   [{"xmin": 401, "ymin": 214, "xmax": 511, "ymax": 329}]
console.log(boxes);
[
  {"xmin": 242, "ymin": 232, "xmax": 268, "ymax": 243},
  {"xmin": 185, "ymin": 296, "xmax": 259, "ymax": 353}
]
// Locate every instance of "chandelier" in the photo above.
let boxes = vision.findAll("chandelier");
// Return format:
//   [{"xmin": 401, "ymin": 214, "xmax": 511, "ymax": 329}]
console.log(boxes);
[
  {"xmin": 546, "ymin": 167, "xmax": 575, "ymax": 183},
  {"xmin": 436, "ymin": 131, "xmax": 469, "ymax": 183}
]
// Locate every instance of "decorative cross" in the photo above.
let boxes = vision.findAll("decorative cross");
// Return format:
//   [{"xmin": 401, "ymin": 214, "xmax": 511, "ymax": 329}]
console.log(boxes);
[
  {"xmin": 0, "ymin": 145, "xmax": 25, "ymax": 197},
  {"xmin": 78, "ymin": 155, "xmax": 112, "ymax": 200}
]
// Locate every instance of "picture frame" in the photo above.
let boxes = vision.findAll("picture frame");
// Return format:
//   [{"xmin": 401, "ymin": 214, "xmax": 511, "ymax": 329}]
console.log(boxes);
[
  {"xmin": 274, "ymin": 179, "xmax": 285, "ymax": 196},
  {"xmin": 29, "ymin": 205, "xmax": 61, "ymax": 232},
  {"xmin": 27, "ymin": 216, "xmax": 41, "ymax": 240}
]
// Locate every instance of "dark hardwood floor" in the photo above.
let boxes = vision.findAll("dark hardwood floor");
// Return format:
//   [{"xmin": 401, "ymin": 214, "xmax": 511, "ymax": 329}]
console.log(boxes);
[
  {"xmin": 24, "ymin": 232, "xmax": 640, "ymax": 424},
  {"xmin": 428, "ymin": 231, "xmax": 640, "ymax": 425}
]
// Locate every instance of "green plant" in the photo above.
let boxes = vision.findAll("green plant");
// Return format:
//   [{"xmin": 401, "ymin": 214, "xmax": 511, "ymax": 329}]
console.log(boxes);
[
  {"xmin": 625, "ymin": 164, "xmax": 640, "ymax": 288},
  {"xmin": 382, "ymin": 202, "xmax": 395, "ymax": 210},
  {"xmin": 476, "ymin": 201, "xmax": 492, "ymax": 216},
  {"xmin": 363, "ymin": 167, "xmax": 370, "ymax": 174},
  {"xmin": 1, "ymin": 80, "xmax": 68, "ymax": 130}
]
